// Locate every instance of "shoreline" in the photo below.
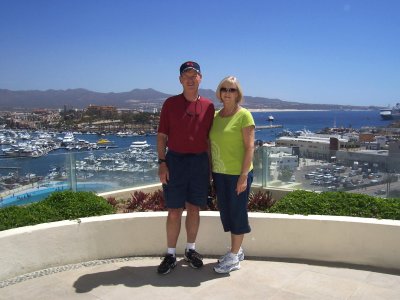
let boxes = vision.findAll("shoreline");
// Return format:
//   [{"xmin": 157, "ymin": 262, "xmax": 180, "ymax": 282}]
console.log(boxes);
[{"xmin": 247, "ymin": 108, "xmax": 376, "ymax": 112}]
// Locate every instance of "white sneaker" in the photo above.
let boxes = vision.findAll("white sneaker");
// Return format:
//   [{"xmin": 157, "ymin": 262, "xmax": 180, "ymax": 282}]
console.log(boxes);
[
  {"xmin": 218, "ymin": 247, "xmax": 244, "ymax": 263},
  {"xmin": 214, "ymin": 253, "xmax": 240, "ymax": 274}
]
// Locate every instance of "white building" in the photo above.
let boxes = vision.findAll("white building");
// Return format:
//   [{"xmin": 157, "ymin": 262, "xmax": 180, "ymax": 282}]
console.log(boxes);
[{"xmin": 275, "ymin": 133, "xmax": 352, "ymax": 160}]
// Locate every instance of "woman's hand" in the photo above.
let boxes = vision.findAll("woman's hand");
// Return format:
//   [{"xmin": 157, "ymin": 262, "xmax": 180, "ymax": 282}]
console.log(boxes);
[{"xmin": 236, "ymin": 174, "xmax": 248, "ymax": 195}]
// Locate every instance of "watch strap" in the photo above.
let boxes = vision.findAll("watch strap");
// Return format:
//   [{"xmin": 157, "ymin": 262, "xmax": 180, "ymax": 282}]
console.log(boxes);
[{"xmin": 158, "ymin": 158, "xmax": 167, "ymax": 165}]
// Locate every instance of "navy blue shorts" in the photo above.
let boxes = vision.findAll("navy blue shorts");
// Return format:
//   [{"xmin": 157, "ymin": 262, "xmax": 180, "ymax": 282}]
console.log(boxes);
[
  {"xmin": 163, "ymin": 151, "xmax": 209, "ymax": 209},
  {"xmin": 212, "ymin": 171, "xmax": 253, "ymax": 235}
]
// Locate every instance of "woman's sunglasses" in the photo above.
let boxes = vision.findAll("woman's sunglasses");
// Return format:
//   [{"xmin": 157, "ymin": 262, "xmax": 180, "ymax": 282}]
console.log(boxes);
[{"xmin": 220, "ymin": 87, "xmax": 238, "ymax": 93}]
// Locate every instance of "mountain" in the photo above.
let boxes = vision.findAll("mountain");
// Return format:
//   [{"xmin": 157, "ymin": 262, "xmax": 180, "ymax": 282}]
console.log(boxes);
[
  {"xmin": 0, "ymin": 88, "xmax": 170, "ymax": 110},
  {"xmin": 0, "ymin": 88, "xmax": 379, "ymax": 111}
]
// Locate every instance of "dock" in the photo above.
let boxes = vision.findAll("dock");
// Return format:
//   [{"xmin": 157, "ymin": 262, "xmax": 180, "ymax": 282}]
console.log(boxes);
[{"xmin": 256, "ymin": 124, "xmax": 283, "ymax": 130}]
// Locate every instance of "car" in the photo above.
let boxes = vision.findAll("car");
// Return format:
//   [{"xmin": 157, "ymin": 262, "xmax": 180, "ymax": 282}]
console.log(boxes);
[{"xmin": 375, "ymin": 189, "xmax": 386, "ymax": 195}]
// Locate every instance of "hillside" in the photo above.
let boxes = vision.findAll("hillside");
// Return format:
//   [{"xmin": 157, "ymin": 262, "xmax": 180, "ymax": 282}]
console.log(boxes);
[{"xmin": 0, "ymin": 88, "xmax": 378, "ymax": 111}]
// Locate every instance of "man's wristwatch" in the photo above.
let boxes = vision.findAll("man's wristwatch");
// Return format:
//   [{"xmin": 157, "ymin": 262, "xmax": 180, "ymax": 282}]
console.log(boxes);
[{"xmin": 158, "ymin": 158, "xmax": 167, "ymax": 165}]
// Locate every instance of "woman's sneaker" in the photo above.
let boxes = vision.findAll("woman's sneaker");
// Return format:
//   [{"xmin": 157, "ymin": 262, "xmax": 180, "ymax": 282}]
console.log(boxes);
[
  {"xmin": 184, "ymin": 249, "xmax": 203, "ymax": 269},
  {"xmin": 218, "ymin": 247, "xmax": 244, "ymax": 263},
  {"xmin": 157, "ymin": 254, "xmax": 177, "ymax": 274},
  {"xmin": 214, "ymin": 253, "xmax": 240, "ymax": 274}
]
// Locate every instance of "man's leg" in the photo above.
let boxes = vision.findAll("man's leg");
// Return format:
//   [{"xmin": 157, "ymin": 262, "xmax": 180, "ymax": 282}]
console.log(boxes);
[
  {"xmin": 158, "ymin": 208, "xmax": 183, "ymax": 275},
  {"xmin": 185, "ymin": 202, "xmax": 200, "ymax": 243},
  {"xmin": 184, "ymin": 201, "xmax": 203, "ymax": 268},
  {"xmin": 167, "ymin": 208, "xmax": 184, "ymax": 247}
]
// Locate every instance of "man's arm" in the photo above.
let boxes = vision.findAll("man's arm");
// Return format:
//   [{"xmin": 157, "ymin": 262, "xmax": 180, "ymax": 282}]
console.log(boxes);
[{"xmin": 157, "ymin": 132, "xmax": 169, "ymax": 184}]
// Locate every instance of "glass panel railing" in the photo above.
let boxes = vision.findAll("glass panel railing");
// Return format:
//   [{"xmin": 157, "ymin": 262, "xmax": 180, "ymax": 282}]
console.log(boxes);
[
  {"xmin": 0, "ymin": 132, "xmax": 159, "ymax": 207},
  {"xmin": 3, "ymin": 134, "xmax": 399, "ymax": 208},
  {"xmin": 253, "ymin": 144, "xmax": 400, "ymax": 199}
]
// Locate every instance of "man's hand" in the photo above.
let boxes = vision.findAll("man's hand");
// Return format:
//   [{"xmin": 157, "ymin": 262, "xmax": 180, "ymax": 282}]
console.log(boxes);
[{"xmin": 158, "ymin": 163, "xmax": 169, "ymax": 184}]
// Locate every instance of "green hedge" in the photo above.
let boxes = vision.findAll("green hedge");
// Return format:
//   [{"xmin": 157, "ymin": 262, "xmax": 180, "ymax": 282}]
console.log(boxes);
[
  {"xmin": 0, "ymin": 190, "xmax": 115, "ymax": 231},
  {"xmin": 1, "ymin": 190, "xmax": 399, "ymax": 231},
  {"xmin": 268, "ymin": 190, "xmax": 400, "ymax": 220}
]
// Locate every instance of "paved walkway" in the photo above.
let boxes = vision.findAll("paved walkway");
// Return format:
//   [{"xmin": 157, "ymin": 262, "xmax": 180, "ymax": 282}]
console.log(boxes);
[{"xmin": 1, "ymin": 257, "xmax": 400, "ymax": 299}]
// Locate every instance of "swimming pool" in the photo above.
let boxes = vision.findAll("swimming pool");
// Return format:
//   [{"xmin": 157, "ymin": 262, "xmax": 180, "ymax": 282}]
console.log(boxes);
[{"xmin": 0, "ymin": 182, "xmax": 117, "ymax": 208}]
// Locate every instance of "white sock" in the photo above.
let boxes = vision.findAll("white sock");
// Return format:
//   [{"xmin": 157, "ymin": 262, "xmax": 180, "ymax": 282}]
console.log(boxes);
[
  {"xmin": 167, "ymin": 248, "xmax": 176, "ymax": 256},
  {"xmin": 229, "ymin": 252, "xmax": 239, "ymax": 258},
  {"xmin": 186, "ymin": 243, "xmax": 195, "ymax": 251}
]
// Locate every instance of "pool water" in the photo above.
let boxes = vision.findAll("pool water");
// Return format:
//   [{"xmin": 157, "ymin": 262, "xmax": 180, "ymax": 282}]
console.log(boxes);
[{"xmin": 0, "ymin": 182, "xmax": 116, "ymax": 208}]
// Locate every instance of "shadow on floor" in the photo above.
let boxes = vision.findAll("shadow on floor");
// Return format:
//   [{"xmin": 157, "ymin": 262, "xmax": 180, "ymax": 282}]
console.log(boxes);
[{"xmin": 73, "ymin": 259, "xmax": 228, "ymax": 293}]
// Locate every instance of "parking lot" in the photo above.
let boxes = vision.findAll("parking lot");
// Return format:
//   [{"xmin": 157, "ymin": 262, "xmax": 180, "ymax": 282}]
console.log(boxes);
[{"xmin": 291, "ymin": 159, "xmax": 400, "ymax": 198}]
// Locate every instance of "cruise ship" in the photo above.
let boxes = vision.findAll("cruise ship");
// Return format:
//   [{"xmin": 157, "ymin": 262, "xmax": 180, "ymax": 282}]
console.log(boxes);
[{"xmin": 380, "ymin": 103, "xmax": 400, "ymax": 120}]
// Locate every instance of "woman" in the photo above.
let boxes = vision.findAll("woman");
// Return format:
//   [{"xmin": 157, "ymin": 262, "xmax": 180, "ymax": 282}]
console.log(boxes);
[{"xmin": 209, "ymin": 76, "xmax": 255, "ymax": 274}]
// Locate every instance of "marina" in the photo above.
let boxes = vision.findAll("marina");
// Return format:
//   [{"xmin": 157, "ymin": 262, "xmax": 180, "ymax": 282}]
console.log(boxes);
[
  {"xmin": 0, "ymin": 129, "xmax": 159, "ymax": 206},
  {"xmin": 0, "ymin": 110, "xmax": 393, "ymax": 207}
]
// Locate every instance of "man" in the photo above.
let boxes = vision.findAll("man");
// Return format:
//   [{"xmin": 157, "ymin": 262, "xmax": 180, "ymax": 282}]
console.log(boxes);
[{"xmin": 157, "ymin": 61, "xmax": 215, "ymax": 274}]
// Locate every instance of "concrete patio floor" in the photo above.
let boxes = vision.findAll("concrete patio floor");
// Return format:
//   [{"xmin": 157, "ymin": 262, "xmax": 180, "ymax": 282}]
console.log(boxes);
[{"xmin": 1, "ymin": 257, "xmax": 400, "ymax": 299}]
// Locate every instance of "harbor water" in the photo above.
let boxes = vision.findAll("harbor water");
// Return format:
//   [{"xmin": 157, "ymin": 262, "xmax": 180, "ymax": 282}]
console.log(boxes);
[{"xmin": 0, "ymin": 110, "xmax": 391, "ymax": 206}]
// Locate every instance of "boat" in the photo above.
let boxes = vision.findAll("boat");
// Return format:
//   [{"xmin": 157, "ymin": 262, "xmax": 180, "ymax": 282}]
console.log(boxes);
[
  {"xmin": 61, "ymin": 132, "xmax": 75, "ymax": 145},
  {"xmin": 380, "ymin": 103, "xmax": 400, "ymax": 120},
  {"xmin": 130, "ymin": 141, "xmax": 150, "ymax": 149},
  {"xmin": 97, "ymin": 138, "xmax": 112, "ymax": 145},
  {"xmin": 257, "ymin": 114, "xmax": 282, "ymax": 130},
  {"xmin": 130, "ymin": 141, "xmax": 151, "ymax": 151},
  {"xmin": 96, "ymin": 138, "xmax": 117, "ymax": 149}
]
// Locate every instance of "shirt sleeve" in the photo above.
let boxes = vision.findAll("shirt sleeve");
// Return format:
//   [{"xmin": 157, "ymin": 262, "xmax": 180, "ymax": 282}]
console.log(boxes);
[
  {"xmin": 157, "ymin": 101, "xmax": 169, "ymax": 135},
  {"xmin": 241, "ymin": 109, "xmax": 255, "ymax": 128}
]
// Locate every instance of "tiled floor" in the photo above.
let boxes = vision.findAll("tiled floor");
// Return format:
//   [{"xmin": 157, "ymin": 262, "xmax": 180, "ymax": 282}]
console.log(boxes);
[{"xmin": 1, "ymin": 257, "xmax": 400, "ymax": 299}]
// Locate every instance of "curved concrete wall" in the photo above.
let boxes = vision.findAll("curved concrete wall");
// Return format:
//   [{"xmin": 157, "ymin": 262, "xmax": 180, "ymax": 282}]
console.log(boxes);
[{"xmin": 1, "ymin": 212, "xmax": 399, "ymax": 281}]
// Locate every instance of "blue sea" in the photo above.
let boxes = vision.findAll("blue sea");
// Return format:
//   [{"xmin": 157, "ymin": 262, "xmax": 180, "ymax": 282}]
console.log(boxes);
[
  {"xmin": 252, "ymin": 110, "xmax": 389, "ymax": 142},
  {"xmin": 0, "ymin": 110, "xmax": 390, "ymax": 180}
]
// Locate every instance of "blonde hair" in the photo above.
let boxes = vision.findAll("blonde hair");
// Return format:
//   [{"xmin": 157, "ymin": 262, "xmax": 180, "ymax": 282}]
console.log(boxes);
[{"xmin": 216, "ymin": 76, "xmax": 244, "ymax": 104}]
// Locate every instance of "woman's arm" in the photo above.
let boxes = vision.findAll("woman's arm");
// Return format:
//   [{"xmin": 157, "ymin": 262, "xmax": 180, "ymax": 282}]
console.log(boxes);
[{"xmin": 236, "ymin": 125, "xmax": 255, "ymax": 194}]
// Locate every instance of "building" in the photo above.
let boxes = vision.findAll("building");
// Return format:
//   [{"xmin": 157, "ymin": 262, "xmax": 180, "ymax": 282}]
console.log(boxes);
[
  {"xmin": 275, "ymin": 134, "xmax": 353, "ymax": 160},
  {"xmin": 86, "ymin": 105, "xmax": 117, "ymax": 118}
]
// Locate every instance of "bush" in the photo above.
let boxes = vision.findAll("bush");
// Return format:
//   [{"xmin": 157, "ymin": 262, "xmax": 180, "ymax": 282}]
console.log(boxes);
[
  {"xmin": 2, "ymin": 188, "xmax": 399, "ymax": 231},
  {"xmin": 205, "ymin": 187, "xmax": 276, "ymax": 211},
  {"xmin": 268, "ymin": 190, "xmax": 400, "ymax": 220},
  {"xmin": 41, "ymin": 190, "xmax": 115, "ymax": 219},
  {"xmin": 0, "ymin": 190, "xmax": 116, "ymax": 231},
  {"xmin": 248, "ymin": 190, "xmax": 276, "ymax": 211},
  {"xmin": 0, "ymin": 205, "xmax": 60, "ymax": 231},
  {"xmin": 125, "ymin": 190, "xmax": 166, "ymax": 212}
]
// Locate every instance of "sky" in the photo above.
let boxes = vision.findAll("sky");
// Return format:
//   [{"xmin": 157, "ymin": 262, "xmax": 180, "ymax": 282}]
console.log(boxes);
[{"xmin": 0, "ymin": 0, "xmax": 399, "ymax": 106}]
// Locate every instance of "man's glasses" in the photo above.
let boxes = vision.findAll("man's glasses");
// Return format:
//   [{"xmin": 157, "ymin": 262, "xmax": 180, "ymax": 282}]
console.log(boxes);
[
  {"xmin": 220, "ymin": 87, "xmax": 238, "ymax": 93},
  {"xmin": 185, "ymin": 100, "xmax": 202, "ymax": 117}
]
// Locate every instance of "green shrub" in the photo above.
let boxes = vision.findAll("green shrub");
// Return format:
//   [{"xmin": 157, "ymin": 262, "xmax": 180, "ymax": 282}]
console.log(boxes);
[
  {"xmin": 2, "ymin": 189, "xmax": 399, "ymax": 232},
  {"xmin": 41, "ymin": 190, "xmax": 115, "ymax": 219},
  {"xmin": 0, "ymin": 191, "xmax": 116, "ymax": 231},
  {"xmin": 268, "ymin": 190, "xmax": 400, "ymax": 220}
]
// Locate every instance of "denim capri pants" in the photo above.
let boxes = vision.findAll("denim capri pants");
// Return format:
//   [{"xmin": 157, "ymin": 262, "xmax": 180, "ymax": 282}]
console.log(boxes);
[
  {"xmin": 163, "ymin": 151, "xmax": 209, "ymax": 209},
  {"xmin": 212, "ymin": 171, "xmax": 253, "ymax": 235}
]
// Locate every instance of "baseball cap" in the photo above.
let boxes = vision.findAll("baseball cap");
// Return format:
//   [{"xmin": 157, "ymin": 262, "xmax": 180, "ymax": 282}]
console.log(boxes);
[{"xmin": 180, "ymin": 61, "xmax": 201, "ymax": 75}]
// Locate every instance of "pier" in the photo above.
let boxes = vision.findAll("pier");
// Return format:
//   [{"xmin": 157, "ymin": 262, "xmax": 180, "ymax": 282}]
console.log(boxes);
[{"xmin": 256, "ymin": 124, "xmax": 283, "ymax": 130}]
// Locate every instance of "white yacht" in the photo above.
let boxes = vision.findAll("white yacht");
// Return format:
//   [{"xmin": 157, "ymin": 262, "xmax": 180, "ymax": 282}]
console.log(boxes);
[
  {"xmin": 61, "ymin": 132, "xmax": 75, "ymax": 144},
  {"xmin": 130, "ymin": 141, "xmax": 150, "ymax": 150}
]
